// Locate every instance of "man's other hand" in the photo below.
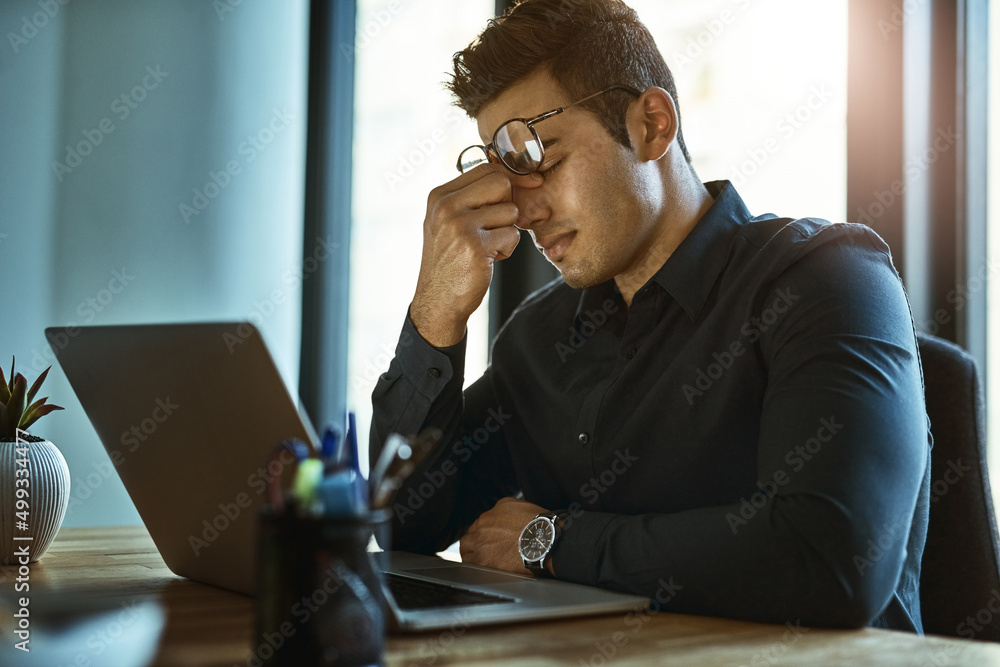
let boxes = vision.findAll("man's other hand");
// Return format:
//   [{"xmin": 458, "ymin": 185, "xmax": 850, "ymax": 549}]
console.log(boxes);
[{"xmin": 460, "ymin": 496, "xmax": 550, "ymax": 575}]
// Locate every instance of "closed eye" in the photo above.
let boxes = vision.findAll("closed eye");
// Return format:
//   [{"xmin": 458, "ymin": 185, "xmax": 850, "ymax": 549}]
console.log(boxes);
[{"xmin": 539, "ymin": 159, "xmax": 563, "ymax": 177}]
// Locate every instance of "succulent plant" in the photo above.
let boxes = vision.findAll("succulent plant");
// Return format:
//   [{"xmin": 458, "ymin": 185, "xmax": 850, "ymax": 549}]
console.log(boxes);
[{"xmin": 0, "ymin": 357, "xmax": 64, "ymax": 441}]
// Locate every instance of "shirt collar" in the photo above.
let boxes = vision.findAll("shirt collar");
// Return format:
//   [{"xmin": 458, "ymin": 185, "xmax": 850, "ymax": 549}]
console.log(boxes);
[{"xmin": 575, "ymin": 180, "xmax": 753, "ymax": 323}]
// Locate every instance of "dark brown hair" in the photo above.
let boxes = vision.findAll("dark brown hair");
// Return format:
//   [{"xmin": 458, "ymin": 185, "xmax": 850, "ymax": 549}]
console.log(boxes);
[{"xmin": 448, "ymin": 0, "xmax": 692, "ymax": 163}]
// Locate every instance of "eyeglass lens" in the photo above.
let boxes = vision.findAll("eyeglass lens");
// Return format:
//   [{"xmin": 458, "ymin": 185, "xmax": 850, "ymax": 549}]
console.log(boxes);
[
  {"xmin": 458, "ymin": 121, "xmax": 544, "ymax": 174},
  {"xmin": 495, "ymin": 121, "xmax": 543, "ymax": 173},
  {"xmin": 459, "ymin": 148, "xmax": 490, "ymax": 173}
]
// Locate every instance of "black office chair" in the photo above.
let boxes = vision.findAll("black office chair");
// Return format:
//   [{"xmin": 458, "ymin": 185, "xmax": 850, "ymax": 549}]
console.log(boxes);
[{"xmin": 918, "ymin": 333, "xmax": 1000, "ymax": 640}]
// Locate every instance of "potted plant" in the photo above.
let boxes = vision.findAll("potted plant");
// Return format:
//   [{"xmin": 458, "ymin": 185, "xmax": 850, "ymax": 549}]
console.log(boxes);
[{"xmin": 1, "ymin": 357, "xmax": 69, "ymax": 565}]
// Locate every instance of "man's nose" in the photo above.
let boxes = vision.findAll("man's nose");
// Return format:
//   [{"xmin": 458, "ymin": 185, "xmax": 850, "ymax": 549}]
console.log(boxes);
[{"xmin": 509, "ymin": 172, "xmax": 548, "ymax": 228}]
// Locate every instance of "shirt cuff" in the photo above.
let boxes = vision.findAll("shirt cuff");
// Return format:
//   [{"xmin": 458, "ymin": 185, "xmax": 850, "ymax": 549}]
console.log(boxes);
[
  {"xmin": 395, "ymin": 309, "xmax": 467, "ymax": 400},
  {"xmin": 550, "ymin": 510, "xmax": 616, "ymax": 586}
]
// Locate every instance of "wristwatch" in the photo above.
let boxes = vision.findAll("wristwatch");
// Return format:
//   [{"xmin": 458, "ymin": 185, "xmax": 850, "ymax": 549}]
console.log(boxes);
[{"xmin": 519, "ymin": 511, "xmax": 568, "ymax": 577}]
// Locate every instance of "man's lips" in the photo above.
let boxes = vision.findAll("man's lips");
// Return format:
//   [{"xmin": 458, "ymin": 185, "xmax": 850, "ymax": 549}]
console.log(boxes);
[{"xmin": 536, "ymin": 231, "xmax": 576, "ymax": 262}]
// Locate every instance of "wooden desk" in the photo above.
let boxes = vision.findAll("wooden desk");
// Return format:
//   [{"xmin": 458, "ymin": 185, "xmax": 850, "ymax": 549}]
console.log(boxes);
[{"xmin": 3, "ymin": 526, "xmax": 1000, "ymax": 666}]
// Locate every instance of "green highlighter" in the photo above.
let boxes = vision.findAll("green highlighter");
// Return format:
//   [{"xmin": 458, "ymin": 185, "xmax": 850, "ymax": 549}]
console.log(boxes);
[{"xmin": 291, "ymin": 458, "xmax": 325, "ymax": 512}]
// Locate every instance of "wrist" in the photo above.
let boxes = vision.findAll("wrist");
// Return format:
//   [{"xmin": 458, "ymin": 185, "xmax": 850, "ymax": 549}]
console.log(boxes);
[{"xmin": 408, "ymin": 300, "xmax": 467, "ymax": 348}]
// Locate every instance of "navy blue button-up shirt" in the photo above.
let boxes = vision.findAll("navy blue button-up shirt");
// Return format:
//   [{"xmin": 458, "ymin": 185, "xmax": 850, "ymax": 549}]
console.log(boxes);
[{"xmin": 371, "ymin": 180, "xmax": 930, "ymax": 631}]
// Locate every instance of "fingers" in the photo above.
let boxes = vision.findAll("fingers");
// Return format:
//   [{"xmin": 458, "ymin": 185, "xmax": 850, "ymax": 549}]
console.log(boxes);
[
  {"xmin": 448, "ymin": 162, "xmax": 542, "ymax": 192},
  {"xmin": 427, "ymin": 175, "xmax": 520, "ymax": 259},
  {"xmin": 459, "ymin": 513, "xmax": 485, "ymax": 562},
  {"xmin": 436, "ymin": 164, "xmax": 542, "ymax": 214},
  {"xmin": 467, "ymin": 200, "xmax": 519, "ymax": 231},
  {"xmin": 459, "ymin": 536, "xmax": 473, "ymax": 562},
  {"xmin": 437, "ymin": 164, "xmax": 513, "ymax": 209},
  {"xmin": 427, "ymin": 171, "xmax": 516, "ymax": 232}
]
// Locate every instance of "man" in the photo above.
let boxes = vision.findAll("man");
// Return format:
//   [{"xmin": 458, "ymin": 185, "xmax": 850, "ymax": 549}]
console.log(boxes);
[{"xmin": 370, "ymin": 0, "xmax": 929, "ymax": 631}]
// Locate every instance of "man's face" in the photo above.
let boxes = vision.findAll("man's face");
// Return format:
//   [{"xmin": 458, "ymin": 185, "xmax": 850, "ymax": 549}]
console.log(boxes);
[{"xmin": 475, "ymin": 69, "xmax": 661, "ymax": 290}]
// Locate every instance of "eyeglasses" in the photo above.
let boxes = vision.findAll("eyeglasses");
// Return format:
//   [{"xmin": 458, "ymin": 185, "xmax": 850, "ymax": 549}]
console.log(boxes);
[{"xmin": 456, "ymin": 85, "xmax": 642, "ymax": 175}]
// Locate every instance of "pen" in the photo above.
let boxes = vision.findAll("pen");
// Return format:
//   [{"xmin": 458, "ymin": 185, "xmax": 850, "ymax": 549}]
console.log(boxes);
[
  {"xmin": 338, "ymin": 411, "xmax": 361, "ymax": 473},
  {"xmin": 370, "ymin": 427, "xmax": 443, "ymax": 509},
  {"xmin": 321, "ymin": 424, "xmax": 341, "ymax": 463},
  {"xmin": 292, "ymin": 458, "xmax": 325, "ymax": 512},
  {"xmin": 265, "ymin": 438, "xmax": 311, "ymax": 514},
  {"xmin": 315, "ymin": 411, "xmax": 367, "ymax": 516},
  {"xmin": 369, "ymin": 432, "xmax": 409, "ymax": 500}
]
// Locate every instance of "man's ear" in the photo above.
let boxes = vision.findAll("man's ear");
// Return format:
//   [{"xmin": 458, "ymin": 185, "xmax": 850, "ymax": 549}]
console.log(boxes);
[{"xmin": 628, "ymin": 87, "xmax": 678, "ymax": 162}]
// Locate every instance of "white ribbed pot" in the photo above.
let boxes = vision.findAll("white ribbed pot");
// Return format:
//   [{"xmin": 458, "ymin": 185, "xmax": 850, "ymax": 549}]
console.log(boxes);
[{"xmin": 0, "ymin": 438, "xmax": 71, "ymax": 565}]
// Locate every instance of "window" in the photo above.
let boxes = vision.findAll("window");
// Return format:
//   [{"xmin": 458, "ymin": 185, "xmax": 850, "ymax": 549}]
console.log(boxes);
[
  {"xmin": 627, "ymin": 0, "xmax": 848, "ymax": 222},
  {"xmin": 349, "ymin": 0, "xmax": 495, "ymax": 471},
  {"xmin": 348, "ymin": 0, "xmax": 850, "ymax": 472},
  {"xmin": 989, "ymin": 3, "xmax": 999, "ymax": 511}
]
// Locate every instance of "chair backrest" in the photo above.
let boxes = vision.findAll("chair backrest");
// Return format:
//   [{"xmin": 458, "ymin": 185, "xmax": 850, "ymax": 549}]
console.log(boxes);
[{"xmin": 918, "ymin": 333, "xmax": 1000, "ymax": 640}]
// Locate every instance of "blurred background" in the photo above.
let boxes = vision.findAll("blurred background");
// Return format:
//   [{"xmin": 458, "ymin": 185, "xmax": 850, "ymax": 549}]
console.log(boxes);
[{"xmin": 0, "ymin": 0, "xmax": 995, "ymax": 528}]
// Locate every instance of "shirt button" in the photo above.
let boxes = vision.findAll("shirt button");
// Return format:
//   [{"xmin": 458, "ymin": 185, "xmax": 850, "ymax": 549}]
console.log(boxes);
[
  {"xmin": 428, "ymin": 368, "xmax": 441, "ymax": 378},
  {"xmin": 625, "ymin": 347, "xmax": 636, "ymax": 359},
  {"xmin": 578, "ymin": 433, "xmax": 589, "ymax": 444}
]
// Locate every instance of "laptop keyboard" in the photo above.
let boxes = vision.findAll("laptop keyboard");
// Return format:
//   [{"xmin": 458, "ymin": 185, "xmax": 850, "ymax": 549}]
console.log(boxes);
[{"xmin": 385, "ymin": 573, "xmax": 515, "ymax": 610}]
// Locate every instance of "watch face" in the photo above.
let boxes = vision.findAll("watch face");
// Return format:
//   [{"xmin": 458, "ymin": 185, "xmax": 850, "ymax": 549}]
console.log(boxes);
[{"xmin": 519, "ymin": 517, "xmax": 555, "ymax": 563}]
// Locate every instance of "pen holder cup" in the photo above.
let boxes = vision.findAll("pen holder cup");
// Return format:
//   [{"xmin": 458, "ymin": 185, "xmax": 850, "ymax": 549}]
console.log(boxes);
[{"xmin": 255, "ymin": 508, "xmax": 391, "ymax": 666}]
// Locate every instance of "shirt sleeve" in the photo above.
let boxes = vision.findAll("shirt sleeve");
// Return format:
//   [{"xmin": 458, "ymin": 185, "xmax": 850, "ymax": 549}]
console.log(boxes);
[
  {"xmin": 369, "ymin": 309, "xmax": 520, "ymax": 553},
  {"xmin": 548, "ymin": 228, "xmax": 931, "ymax": 629}
]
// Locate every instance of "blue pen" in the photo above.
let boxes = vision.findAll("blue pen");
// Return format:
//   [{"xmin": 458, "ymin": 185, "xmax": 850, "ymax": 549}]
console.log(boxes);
[
  {"xmin": 317, "ymin": 411, "xmax": 367, "ymax": 516},
  {"xmin": 321, "ymin": 424, "xmax": 341, "ymax": 463},
  {"xmin": 339, "ymin": 411, "xmax": 361, "ymax": 473}
]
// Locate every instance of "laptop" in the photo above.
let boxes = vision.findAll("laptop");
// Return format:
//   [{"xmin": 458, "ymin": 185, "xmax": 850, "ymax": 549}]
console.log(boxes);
[{"xmin": 46, "ymin": 322, "xmax": 650, "ymax": 631}]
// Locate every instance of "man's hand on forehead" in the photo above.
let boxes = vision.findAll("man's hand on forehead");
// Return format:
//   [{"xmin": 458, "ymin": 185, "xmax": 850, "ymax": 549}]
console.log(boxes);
[{"xmin": 409, "ymin": 164, "xmax": 527, "ymax": 347}]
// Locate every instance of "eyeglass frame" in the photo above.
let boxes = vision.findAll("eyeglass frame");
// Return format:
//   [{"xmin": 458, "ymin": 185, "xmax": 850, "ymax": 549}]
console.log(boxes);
[{"xmin": 456, "ymin": 84, "xmax": 643, "ymax": 176}]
